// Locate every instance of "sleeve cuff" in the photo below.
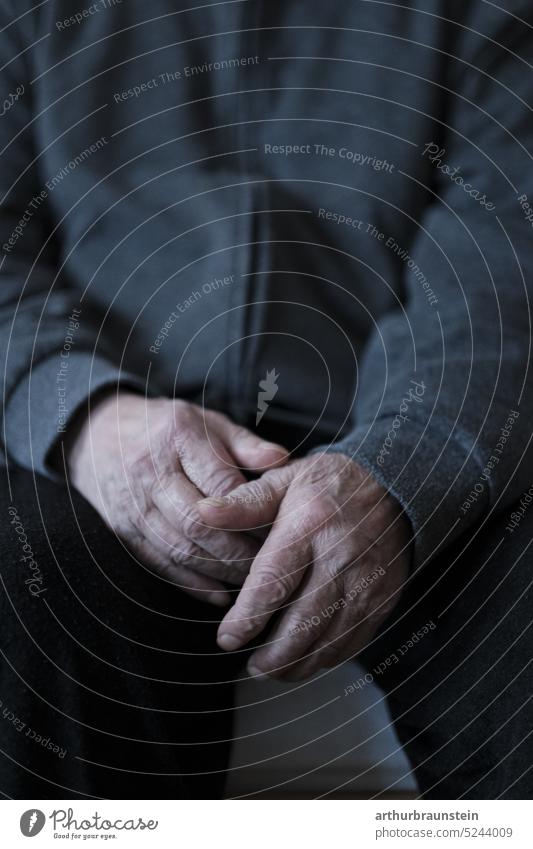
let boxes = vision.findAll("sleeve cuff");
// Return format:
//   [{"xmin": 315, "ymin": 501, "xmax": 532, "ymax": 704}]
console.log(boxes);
[
  {"xmin": 312, "ymin": 415, "xmax": 489, "ymax": 571},
  {"xmin": 4, "ymin": 352, "xmax": 149, "ymax": 478}
]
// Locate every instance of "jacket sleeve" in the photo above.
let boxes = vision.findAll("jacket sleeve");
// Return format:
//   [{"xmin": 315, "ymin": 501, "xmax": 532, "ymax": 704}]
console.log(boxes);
[
  {"xmin": 0, "ymin": 1, "xmax": 145, "ymax": 477},
  {"xmin": 319, "ymin": 2, "xmax": 533, "ymax": 569}
]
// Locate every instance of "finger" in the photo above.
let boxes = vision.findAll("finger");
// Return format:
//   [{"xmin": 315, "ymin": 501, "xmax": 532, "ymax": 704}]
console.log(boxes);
[
  {"xmin": 172, "ymin": 428, "xmax": 268, "ymax": 572},
  {"xmin": 216, "ymin": 510, "xmax": 313, "ymax": 650},
  {"xmin": 278, "ymin": 617, "xmax": 373, "ymax": 682},
  {"xmin": 178, "ymin": 429, "xmax": 249, "ymax": 497},
  {"xmin": 140, "ymin": 506, "xmax": 249, "ymax": 586},
  {"xmin": 277, "ymin": 556, "xmax": 405, "ymax": 681},
  {"xmin": 126, "ymin": 536, "xmax": 232, "ymax": 606},
  {"xmin": 153, "ymin": 470, "xmax": 259, "ymax": 577},
  {"xmin": 243, "ymin": 527, "xmax": 374, "ymax": 679},
  {"xmin": 211, "ymin": 413, "xmax": 289, "ymax": 471},
  {"xmin": 264, "ymin": 567, "xmax": 379, "ymax": 680},
  {"xmin": 197, "ymin": 468, "xmax": 293, "ymax": 531},
  {"xmin": 243, "ymin": 571, "xmax": 340, "ymax": 678}
]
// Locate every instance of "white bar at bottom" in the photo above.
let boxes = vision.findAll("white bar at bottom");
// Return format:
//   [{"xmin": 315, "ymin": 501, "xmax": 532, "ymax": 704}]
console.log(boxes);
[{"xmin": 1, "ymin": 799, "xmax": 530, "ymax": 848}]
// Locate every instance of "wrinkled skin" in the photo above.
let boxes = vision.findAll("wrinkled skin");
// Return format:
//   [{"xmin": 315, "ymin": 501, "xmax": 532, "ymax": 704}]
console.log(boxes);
[
  {"xmin": 64, "ymin": 392, "xmax": 288, "ymax": 606},
  {"xmin": 198, "ymin": 453, "xmax": 412, "ymax": 680},
  {"xmin": 65, "ymin": 393, "xmax": 411, "ymax": 679}
]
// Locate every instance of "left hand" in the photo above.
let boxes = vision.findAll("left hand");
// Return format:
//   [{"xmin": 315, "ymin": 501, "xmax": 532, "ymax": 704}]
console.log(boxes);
[{"xmin": 197, "ymin": 452, "xmax": 412, "ymax": 680}]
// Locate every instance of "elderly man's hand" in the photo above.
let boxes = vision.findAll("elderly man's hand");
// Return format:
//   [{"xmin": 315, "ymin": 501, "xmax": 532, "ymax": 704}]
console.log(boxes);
[
  {"xmin": 198, "ymin": 453, "xmax": 411, "ymax": 678},
  {"xmin": 63, "ymin": 392, "xmax": 288, "ymax": 605}
]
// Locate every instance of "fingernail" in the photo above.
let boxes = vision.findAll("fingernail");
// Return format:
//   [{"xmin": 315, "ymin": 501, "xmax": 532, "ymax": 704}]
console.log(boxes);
[
  {"xmin": 260, "ymin": 442, "xmax": 286, "ymax": 454},
  {"xmin": 217, "ymin": 633, "xmax": 243, "ymax": 651},
  {"xmin": 199, "ymin": 496, "xmax": 228, "ymax": 509},
  {"xmin": 247, "ymin": 662, "xmax": 267, "ymax": 679},
  {"xmin": 207, "ymin": 592, "xmax": 231, "ymax": 607}
]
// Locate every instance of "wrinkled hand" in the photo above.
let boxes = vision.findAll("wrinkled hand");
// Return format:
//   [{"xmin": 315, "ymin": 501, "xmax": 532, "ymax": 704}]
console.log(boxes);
[
  {"xmin": 64, "ymin": 392, "xmax": 288, "ymax": 605},
  {"xmin": 198, "ymin": 452, "xmax": 412, "ymax": 678}
]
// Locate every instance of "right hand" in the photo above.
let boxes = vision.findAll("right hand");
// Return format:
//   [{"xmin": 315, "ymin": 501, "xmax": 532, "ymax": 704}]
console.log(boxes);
[{"xmin": 61, "ymin": 392, "xmax": 289, "ymax": 605}]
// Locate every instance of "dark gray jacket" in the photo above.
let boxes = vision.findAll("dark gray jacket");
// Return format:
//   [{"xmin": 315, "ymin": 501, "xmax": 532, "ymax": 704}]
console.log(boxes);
[{"xmin": 2, "ymin": 0, "xmax": 533, "ymax": 568}]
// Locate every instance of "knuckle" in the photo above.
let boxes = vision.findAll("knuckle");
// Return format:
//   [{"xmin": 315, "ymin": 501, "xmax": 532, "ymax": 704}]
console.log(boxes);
[
  {"xmin": 305, "ymin": 495, "xmax": 338, "ymax": 528},
  {"xmin": 145, "ymin": 471, "xmax": 166, "ymax": 503},
  {"xmin": 128, "ymin": 449, "xmax": 154, "ymax": 480},
  {"xmin": 170, "ymin": 403, "xmax": 198, "ymax": 445},
  {"xmin": 112, "ymin": 511, "xmax": 132, "ymax": 538},
  {"xmin": 180, "ymin": 503, "xmax": 204, "ymax": 540},
  {"xmin": 112, "ymin": 493, "xmax": 142, "ymax": 534},
  {"xmin": 323, "ymin": 552, "xmax": 349, "ymax": 580},
  {"xmin": 254, "ymin": 567, "xmax": 293, "ymax": 608},
  {"xmin": 288, "ymin": 617, "xmax": 314, "ymax": 637},
  {"xmin": 202, "ymin": 465, "xmax": 241, "ymax": 497},
  {"xmin": 234, "ymin": 614, "xmax": 261, "ymax": 641},
  {"xmin": 172, "ymin": 398, "xmax": 195, "ymax": 420},
  {"xmin": 170, "ymin": 539, "xmax": 203, "ymax": 566},
  {"xmin": 233, "ymin": 479, "xmax": 269, "ymax": 506},
  {"xmin": 124, "ymin": 526, "xmax": 145, "ymax": 551}
]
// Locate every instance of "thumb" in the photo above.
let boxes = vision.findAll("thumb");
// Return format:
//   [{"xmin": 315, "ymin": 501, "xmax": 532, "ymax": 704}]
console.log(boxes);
[
  {"xmin": 214, "ymin": 416, "xmax": 289, "ymax": 472},
  {"xmin": 197, "ymin": 467, "xmax": 292, "ymax": 531}
]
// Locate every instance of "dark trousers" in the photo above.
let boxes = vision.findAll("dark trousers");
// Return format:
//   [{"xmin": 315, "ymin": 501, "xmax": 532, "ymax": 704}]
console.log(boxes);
[{"xmin": 1, "ymin": 465, "xmax": 532, "ymax": 799}]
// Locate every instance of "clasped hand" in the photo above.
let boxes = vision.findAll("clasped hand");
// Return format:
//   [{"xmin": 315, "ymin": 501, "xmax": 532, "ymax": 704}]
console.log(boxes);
[{"xmin": 66, "ymin": 394, "xmax": 411, "ymax": 680}]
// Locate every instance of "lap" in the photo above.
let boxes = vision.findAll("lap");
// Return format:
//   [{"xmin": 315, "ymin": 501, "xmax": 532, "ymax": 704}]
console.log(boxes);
[{"xmin": 0, "ymin": 464, "xmax": 241, "ymax": 798}]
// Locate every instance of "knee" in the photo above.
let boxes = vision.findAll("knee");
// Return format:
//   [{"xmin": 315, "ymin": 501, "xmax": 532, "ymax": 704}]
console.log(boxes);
[{"xmin": 0, "ymin": 467, "xmax": 116, "ymax": 601}]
